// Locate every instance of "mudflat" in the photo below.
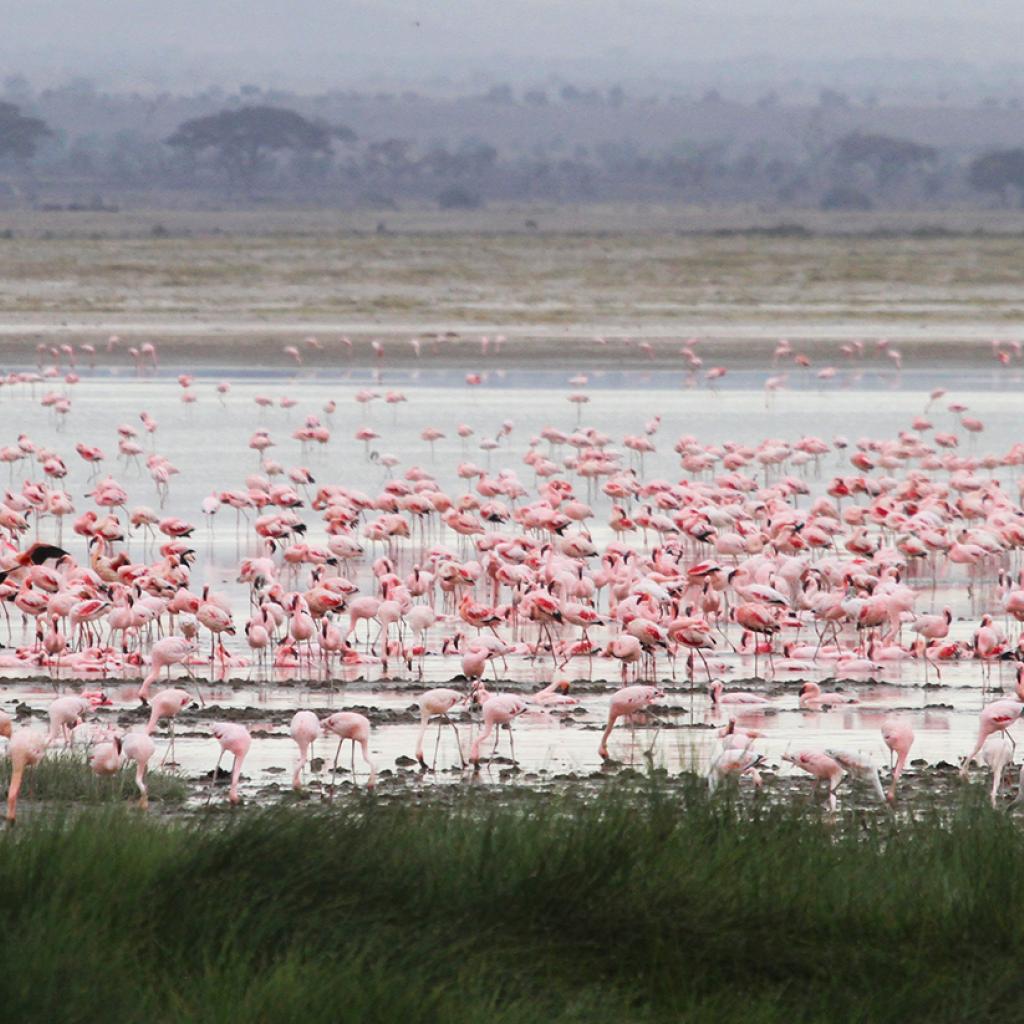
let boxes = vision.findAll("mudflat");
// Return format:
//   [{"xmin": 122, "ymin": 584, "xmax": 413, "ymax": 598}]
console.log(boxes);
[{"xmin": 0, "ymin": 206, "xmax": 1021, "ymax": 369}]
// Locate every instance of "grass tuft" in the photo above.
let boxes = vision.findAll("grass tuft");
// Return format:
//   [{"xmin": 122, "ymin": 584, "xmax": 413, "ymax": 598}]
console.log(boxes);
[{"xmin": 0, "ymin": 750, "xmax": 188, "ymax": 807}]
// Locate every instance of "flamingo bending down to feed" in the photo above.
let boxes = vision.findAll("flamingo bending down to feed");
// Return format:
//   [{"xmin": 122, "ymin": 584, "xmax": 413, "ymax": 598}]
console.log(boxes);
[
  {"xmin": 961, "ymin": 665, "xmax": 1024, "ymax": 776},
  {"xmin": 597, "ymin": 684, "xmax": 665, "ymax": 761},
  {"xmin": 209, "ymin": 722, "xmax": 251, "ymax": 805},
  {"xmin": 289, "ymin": 710, "xmax": 320, "ymax": 790},
  {"xmin": 122, "ymin": 730, "xmax": 156, "ymax": 808},
  {"xmin": 138, "ymin": 636, "xmax": 197, "ymax": 702},
  {"xmin": 468, "ymin": 688, "xmax": 528, "ymax": 767},
  {"xmin": 321, "ymin": 711, "xmax": 377, "ymax": 790},
  {"xmin": 4, "ymin": 719, "xmax": 47, "ymax": 824},
  {"xmin": 145, "ymin": 688, "xmax": 194, "ymax": 765},
  {"xmin": 782, "ymin": 750, "xmax": 845, "ymax": 811},
  {"xmin": 414, "ymin": 688, "xmax": 467, "ymax": 770},
  {"xmin": 707, "ymin": 747, "xmax": 765, "ymax": 793},
  {"xmin": 881, "ymin": 717, "xmax": 915, "ymax": 802}
]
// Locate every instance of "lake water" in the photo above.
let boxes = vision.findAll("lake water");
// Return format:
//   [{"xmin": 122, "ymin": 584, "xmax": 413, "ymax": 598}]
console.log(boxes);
[{"xmin": 1, "ymin": 356, "xmax": 1021, "ymax": 799}]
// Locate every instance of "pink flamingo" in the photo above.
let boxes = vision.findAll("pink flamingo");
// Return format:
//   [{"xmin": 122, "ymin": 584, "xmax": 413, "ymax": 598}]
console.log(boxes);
[
  {"xmin": 289, "ymin": 710, "xmax": 320, "ymax": 790},
  {"xmin": 122, "ymin": 731, "xmax": 156, "ymax": 808},
  {"xmin": 798, "ymin": 681, "xmax": 859, "ymax": 708},
  {"xmin": 782, "ymin": 750, "xmax": 845, "ymax": 811},
  {"xmin": 5, "ymin": 724, "xmax": 47, "ymax": 823},
  {"xmin": 707, "ymin": 747, "xmax": 765, "ymax": 793},
  {"xmin": 322, "ymin": 711, "xmax": 377, "ymax": 790},
  {"xmin": 209, "ymin": 722, "xmax": 251, "ymax": 805},
  {"xmin": 961, "ymin": 666, "xmax": 1024, "ymax": 775},
  {"xmin": 414, "ymin": 688, "xmax": 467, "ymax": 769},
  {"xmin": 138, "ymin": 636, "xmax": 196, "ymax": 702},
  {"xmin": 709, "ymin": 680, "xmax": 769, "ymax": 708},
  {"xmin": 145, "ymin": 688, "xmax": 193, "ymax": 764},
  {"xmin": 881, "ymin": 717, "xmax": 915, "ymax": 802},
  {"xmin": 468, "ymin": 686, "xmax": 528, "ymax": 766},
  {"xmin": 598, "ymin": 684, "xmax": 665, "ymax": 761}
]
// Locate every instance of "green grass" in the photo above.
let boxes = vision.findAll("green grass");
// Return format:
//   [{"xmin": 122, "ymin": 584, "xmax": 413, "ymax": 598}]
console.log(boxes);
[
  {"xmin": 0, "ymin": 780, "xmax": 1021, "ymax": 1022},
  {"xmin": 0, "ymin": 750, "xmax": 188, "ymax": 807}
]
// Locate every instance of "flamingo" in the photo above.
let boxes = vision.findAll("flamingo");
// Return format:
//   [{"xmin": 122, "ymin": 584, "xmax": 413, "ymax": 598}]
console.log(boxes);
[
  {"xmin": 209, "ymin": 723, "xmax": 252, "ymax": 805},
  {"xmin": 414, "ymin": 688, "xmax": 467, "ymax": 769},
  {"xmin": 881, "ymin": 717, "xmax": 915, "ymax": 802},
  {"xmin": 289, "ymin": 710, "xmax": 320, "ymax": 790},
  {"xmin": 138, "ymin": 636, "xmax": 196, "ymax": 702},
  {"xmin": 597, "ymin": 684, "xmax": 665, "ymax": 761},
  {"xmin": 321, "ymin": 711, "xmax": 376, "ymax": 790},
  {"xmin": 5, "ymin": 725, "xmax": 47, "ymax": 823},
  {"xmin": 468, "ymin": 686, "xmax": 528, "ymax": 766}
]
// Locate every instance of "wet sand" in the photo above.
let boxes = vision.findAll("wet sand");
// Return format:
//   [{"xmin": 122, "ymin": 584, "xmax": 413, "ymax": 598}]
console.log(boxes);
[{"xmin": 0, "ymin": 323, "xmax": 1021, "ymax": 373}]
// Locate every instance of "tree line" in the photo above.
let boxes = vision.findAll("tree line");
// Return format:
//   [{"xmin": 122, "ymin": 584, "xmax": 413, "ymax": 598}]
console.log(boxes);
[{"xmin": 3, "ymin": 100, "xmax": 1024, "ymax": 209}]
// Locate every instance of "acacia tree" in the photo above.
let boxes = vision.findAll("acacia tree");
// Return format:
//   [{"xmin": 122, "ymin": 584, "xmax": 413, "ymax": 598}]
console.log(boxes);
[
  {"xmin": 165, "ymin": 106, "xmax": 331, "ymax": 194},
  {"xmin": 968, "ymin": 149, "xmax": 1024, "ymax": 206},
  {"xmin": 0, "ymin": 101, "xmax": 52, "ymax": 161},
  {"xmin": 833, "ymin": 133, "xmax": 937, "ymax": 187}
]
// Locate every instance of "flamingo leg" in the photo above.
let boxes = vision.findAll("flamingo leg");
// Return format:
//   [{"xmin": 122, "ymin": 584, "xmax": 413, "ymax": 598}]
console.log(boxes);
[{"xmin": 206, "ymin": 750, "xmax": 225, "ymax": 805}]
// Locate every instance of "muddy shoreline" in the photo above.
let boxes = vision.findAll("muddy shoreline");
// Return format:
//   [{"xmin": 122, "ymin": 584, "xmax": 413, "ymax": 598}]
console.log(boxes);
[{"xmin": 0, "ymin": 325, "xmax": 1018, "ymax": 372}]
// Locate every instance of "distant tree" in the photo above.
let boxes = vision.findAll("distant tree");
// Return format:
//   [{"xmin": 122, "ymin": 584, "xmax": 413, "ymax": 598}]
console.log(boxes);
[
  {"xmin": 818, "ymin": 88, "xmax": 850, "ymax": 110},
  {"xmin": 364, "ymin": 138, "xmax": 415, "ymax": 174},
  {"xmin": 523, "ymin": 89, "xmax": 549, "ymax": 106},
  {"xmin": 332, "ymin": 123, "xmax": 358, "ymax": 144},
  {"xmin": 164, "ymin": 106, "xmax": 330, "ymax": 193},
  {"xmin": 0, "ymin": 101, "xmax": 52, "ymax": 161},
  {"xmin": 968, "ymin": 149, "xmax": 1024, "ymax": 206},
  {"xmin": 833, "ymin": 133, "xmax": 936, "ymax": 186},
  {"xmin": 820, "ymin": 184, "xmax": 873, "ymax": 211},
  {"xmin": 457, "ymin": 140, "xmax": 498, "ymax": 176},
  {"xmin": 483, "ymin": 84, "xmax": 514, "ymax": 104},
  {"xmin": 438, "ymin": 186, "xmax": 482, "ymax": 210}
]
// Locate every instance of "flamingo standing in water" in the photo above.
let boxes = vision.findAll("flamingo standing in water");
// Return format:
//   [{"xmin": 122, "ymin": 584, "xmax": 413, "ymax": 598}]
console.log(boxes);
[
  {"xmin": 981, "ymin": 735, "xmax": 1014, "ymax": 807},
  {"xmin": 414, "ymin": 688, "xmax": 467, "ymax": 770},
  {"xmin": 597, "ymin": 684, "xmax": 665, "ymax": 761},
  {"xmin": 322, "ymin": 711, "xmax": 376, "ymax": 790},
  {"xmin": 289, "ymin": 710, "xmax": 320, "ymax": 790},
  {"xmin": 881, "ymin": 717, "xmax": 915, "ymax": 801},
  {"xmin": 827, "ymin": 749, "xmax": 887, "ymax": 803},
  {"xmin": 145, "ymin": 688, "xmax": 193, "ymax": 764},
  {"xmin": 138, "ymin": 636, "xmax": 197, "ymax": 702},
  {"xmin": 782, "ymin": 750, "xmax": 845, "ymax": 811},
  {"xmin": 707, "ymin": 746, "xmax": 765, "ymax": 793},
  {"xmin": 961, "ymin": 666, "xmax": 1024, "ymax": 775},
  {"xmin": 209, "ymin": 723, "xmax": 251, "ymax": 805},
  {"xmin": 468, "ymin": 686, "xmax": 528, "ymax": 766},
  {"xmin": 122, "ymin": 730, "xmax": 156, "ymax": 808},
  {"xmin": 4, "ymin": 722, "xmax": 47, "ymax": 823}
]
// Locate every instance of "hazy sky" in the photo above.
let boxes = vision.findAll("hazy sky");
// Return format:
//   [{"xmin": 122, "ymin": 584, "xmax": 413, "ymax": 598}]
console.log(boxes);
[{"xmin": 4, "ymin": 0, "xmax": 1024, "ymax": 90}]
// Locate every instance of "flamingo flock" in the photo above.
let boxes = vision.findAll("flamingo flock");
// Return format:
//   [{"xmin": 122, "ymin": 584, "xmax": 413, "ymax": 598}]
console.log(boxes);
[{"xmin": 4, "ymin": 336, "xmax": 1024, "ymax": 817}]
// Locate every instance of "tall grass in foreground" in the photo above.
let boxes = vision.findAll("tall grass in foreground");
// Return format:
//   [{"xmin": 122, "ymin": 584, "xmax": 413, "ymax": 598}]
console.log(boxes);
[
  {"xmin": 0, "ymin": 750, "xmax": 188, "ymax": 806},
  {"xmin": 1, "ymin": 781, "xmax": 1022, "ymax": 1023}
]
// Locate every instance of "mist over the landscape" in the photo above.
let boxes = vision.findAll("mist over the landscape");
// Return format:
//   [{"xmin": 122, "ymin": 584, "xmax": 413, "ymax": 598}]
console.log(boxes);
[
  {"xmin": 2, "ymin": 0, "xmax": 1024, "ymax": 219},
  {"xmin": 5, "ymin": 0, "xmax": 1024, "ymax": 94}
]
